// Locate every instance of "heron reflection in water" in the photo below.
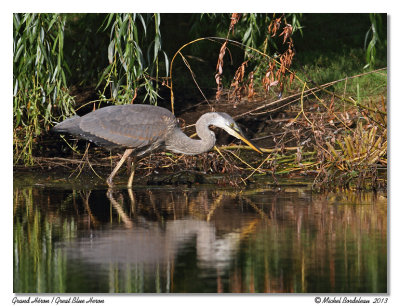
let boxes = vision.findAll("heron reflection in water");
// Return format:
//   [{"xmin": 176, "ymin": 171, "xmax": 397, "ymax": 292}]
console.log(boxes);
[{"xmin": 53, "ymin": 104, "xmax": 262, "ymax": 187}]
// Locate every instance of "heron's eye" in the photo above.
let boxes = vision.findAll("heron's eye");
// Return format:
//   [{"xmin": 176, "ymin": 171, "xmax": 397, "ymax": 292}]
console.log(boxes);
[{"xmin": 229, "ymin": 123, "xmax": 234, "ymax": 128}]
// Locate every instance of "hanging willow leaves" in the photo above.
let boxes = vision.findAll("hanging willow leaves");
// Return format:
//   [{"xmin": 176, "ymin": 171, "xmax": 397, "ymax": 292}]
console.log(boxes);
[
  {"xmin": 364, "ymin": 13, "xmax": 385, "ymax": 69},
  {"xmin": 99, "ymin": 13, "xmax": 169, "ymax": 105},
  {"xmin": 13, "ymin": 13, "xmax": 75, "ymax": 165}
]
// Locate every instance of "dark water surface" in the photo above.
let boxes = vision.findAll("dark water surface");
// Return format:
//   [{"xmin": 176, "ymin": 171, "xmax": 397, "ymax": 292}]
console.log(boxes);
[{"xmin": 13, "ymin": 175, "xmax": 387, "ymax": 293}]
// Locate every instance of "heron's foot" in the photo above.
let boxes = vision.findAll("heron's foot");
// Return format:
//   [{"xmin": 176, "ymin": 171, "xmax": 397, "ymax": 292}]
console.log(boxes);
[
  {"xmin": 106, "ymin": 176, "xmax": 115, "ymax": 188},
  {"xmin": 127, "ymin": 169, "xmax": 135, "ymax": 188}
]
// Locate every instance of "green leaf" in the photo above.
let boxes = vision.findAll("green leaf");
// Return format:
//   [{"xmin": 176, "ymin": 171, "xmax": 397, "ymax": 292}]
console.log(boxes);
[
  {"xmin": 40, "ymin": 26, "xmax": 45, "ymax": 43},
  {"xmin": 47, "ymin": 14, "xmax": 57, "ymax": 31},
  {"xmin": 13, "ymin": 79, "xmax": 18, "ymax": 96},
  {"xmin": 58, "ymin": 28, "xmax": 64, "ymax": 54},
  {"xmin": 13, "ymin": 13, "xmax": 21, "ymax": 31},
  {"xmin": 103, "ymin": 13, "xmax": 115, "ymax": 30},
  {"xmin": 14, "ymin": 43, "xmax": 24, "ymax": 63},
  {"xmin": 154, "ymin": 13, "xmax": 161, "ymax": 27},
  {"xmin": 51, "ymin": 65, "xmax": 59, "ymax": 82},
  {"xmin": 108, "ymin": 40, "xmax": 115, "ymax": 64},
  {"xmin": 163, "ymin": 51, "xmax": 169, "ymax": 77},
  {"xmin": 44, "ymin": 102, "xmax": 52, "ymax": 123},
  {"xmin": 243, "ymin": 26, "xmax": 252, "ymax": 45},
  {"xmin": 61, "ymin": 70, "xmax": 66, "ymax": 87},
  {"xmin": 138, "ymin": 14, "xmax": 147, "ymax": 36},
  {"xmin": 15, "ymin": 108, "xmax": 21, "ymax": 126},
  {"xmin": 154, "ymin": 35, "xmax": 160, "ymax": 62}
]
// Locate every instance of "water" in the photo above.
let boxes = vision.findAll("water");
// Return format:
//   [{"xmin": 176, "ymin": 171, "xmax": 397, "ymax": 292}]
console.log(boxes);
[{"xmin": 13, "ymin": 176, "xmax": 387, "ymax": 293}]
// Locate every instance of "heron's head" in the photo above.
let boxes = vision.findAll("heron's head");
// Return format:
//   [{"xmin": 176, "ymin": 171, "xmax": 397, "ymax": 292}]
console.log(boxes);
[{"xmin": 208, "ymin": 112, "xmax": 262, "ymax": 154}]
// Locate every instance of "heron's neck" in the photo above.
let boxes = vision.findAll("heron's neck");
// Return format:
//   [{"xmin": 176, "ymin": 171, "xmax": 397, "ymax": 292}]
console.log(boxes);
[{"xmin": 165, "ymin": 113, "xmax": 216, "ymax": 155}]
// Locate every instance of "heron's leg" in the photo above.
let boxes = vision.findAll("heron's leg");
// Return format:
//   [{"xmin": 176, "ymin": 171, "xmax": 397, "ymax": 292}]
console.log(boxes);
[
  {"xmin": 127, "ymin": 156, "xmax": 137, "ymax": 188},
  {"xmin": 106, "ymin": 189, "xmax": 133, "ymax": 229},
  {"xmin": 106, "ymin": 148, "xmax": 134, "ymax": 187}
]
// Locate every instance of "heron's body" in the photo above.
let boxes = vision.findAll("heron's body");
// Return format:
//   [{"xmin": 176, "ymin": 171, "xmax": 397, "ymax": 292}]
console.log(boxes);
[
  {"xmin": 53, "ymin": 104, "xmax": 261, "ymax": 187},
  {"xmin": 54, "ymin": 105, "xmax": 178, "ymax": 153}
]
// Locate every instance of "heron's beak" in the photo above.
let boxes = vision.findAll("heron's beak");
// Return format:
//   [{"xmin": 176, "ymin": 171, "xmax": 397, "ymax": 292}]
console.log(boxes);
[{"xmin": 230, "ymin": 128, "xmax": 263, "ymax": 154}]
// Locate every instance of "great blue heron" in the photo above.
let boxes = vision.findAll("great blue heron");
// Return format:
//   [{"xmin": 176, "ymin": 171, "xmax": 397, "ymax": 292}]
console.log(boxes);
[{"xmin": 52, "ymin": 104, "xmax": 262, "ymax": 187}]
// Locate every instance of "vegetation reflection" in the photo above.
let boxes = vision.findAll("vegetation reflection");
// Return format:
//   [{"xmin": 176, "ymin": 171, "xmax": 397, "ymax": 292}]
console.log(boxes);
[{"xmin": 13, "ymin": 187, "xmax": 386, "ymax": 293}]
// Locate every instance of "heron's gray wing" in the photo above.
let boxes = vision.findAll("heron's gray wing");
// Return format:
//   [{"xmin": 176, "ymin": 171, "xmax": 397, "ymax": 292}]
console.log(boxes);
[
  {"xmin": 78, "ymin": 105, "xmax": 177, "ymax": 150},
  {"xmin": 52, "ymin": 115, "xmax": 118, "ymax": 147}
]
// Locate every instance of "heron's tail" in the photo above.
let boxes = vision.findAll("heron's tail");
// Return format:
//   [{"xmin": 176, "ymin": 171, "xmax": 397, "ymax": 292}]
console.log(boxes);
[{"xmin": 51, "ymin": 115, "xmax": 82, "ymax": 135}]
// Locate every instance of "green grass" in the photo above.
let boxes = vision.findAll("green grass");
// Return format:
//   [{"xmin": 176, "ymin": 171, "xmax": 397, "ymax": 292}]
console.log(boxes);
[
  {"xmin": 293, "ymin": 48, "xmax": 387, "ymax": 102},
  {"xmin": 291, "ymin": 13, "xmax": 386, "ymax": 103}
]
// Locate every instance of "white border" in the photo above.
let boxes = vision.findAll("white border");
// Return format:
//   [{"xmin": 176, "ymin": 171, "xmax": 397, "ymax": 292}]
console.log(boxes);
[{"xmin": 3, "ymin": 1, "xmax": 397, "ymax": 305}]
